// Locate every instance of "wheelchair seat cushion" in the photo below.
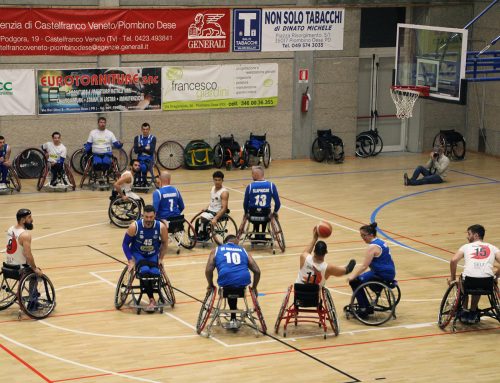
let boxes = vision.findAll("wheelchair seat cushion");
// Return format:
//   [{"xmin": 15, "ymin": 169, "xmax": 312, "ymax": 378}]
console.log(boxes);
[
  {"xmin": 463, "ymin": 276, "xmax": 494, "ymax": 295},
  {"xmin": 222, "ymin": 286, "xmax": 246, "ymax": 298},
  {"xmin": 248, "ymin": 137, "xmax": 265, "ymax": 151},
  {"xmin": 166, "ymin": 215, "xmax": 185, "ymax": 233},
  {"xmin": 248, "ymin": 207, "xmax": 271, "ymax": 223},
  {"xmin": 293, "ymin": 283, "xmax": 320, "ymax": 307}
]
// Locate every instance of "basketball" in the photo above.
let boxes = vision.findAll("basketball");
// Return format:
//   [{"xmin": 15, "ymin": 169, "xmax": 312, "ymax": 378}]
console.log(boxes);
[{"xmin": 316, "ymin": 221, "xmax": 332, "ymax": 238}]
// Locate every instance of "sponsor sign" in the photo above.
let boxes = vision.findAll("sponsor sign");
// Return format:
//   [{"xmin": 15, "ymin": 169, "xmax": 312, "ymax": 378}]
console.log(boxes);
[
  {"xmin": 0, "ymin": 8, "xmax": 229, "ymax": 56},
  {"xmin": 233, "ymin": 9, "xmax": 262, "ymax": 52},
  {"xmin": 162, "ymin": 63, "xmax": 278, "ymax": 110},
  {"xmin": 37, "ymin": 67, "xmax": 162, "ymax": 115},
  {"xmin": 0, "ymin": 69, "xmax": 36, "ymax": 116},
  {"xmin": 261, "ymin": 8, "xmax": 344, "ymax": 51}
]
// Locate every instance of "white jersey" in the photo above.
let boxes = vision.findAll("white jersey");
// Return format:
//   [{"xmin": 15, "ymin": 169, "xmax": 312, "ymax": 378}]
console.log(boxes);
[
  {"xmin": 201, "ymin": 186, "xmax": 227, "ymax": 220},
  {"xmin": 42, "ymin": 142, "xmax": 67, "ymax": 163},
  {"xmin": 87, "ymin": 129, "xmax": 117, "ymax": 154},
  {"xmin": 460, "ymin": 241, "xmax": 499, "ymax": 278},
  {"xmin": 5, "ymin": 226, "xmax": 27, "ymax": 265},
  {"xmin": 120, "ymin": 170, "xmax": 140, "ymax": 200},
  {"xmin": 295, "ymin": 254, "xmax": 328, "ymax": 286}
]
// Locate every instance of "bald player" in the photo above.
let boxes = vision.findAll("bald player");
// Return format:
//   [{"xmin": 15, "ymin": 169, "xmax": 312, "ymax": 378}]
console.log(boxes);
[{"xmin": 152, "ymin": 171, "xmax": 185, "ymax": 221}]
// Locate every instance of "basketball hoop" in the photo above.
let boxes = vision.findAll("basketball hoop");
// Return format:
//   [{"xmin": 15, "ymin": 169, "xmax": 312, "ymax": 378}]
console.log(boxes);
[{"xmin": 390, "ymin": 86, "xmax": 430, "ymax": 119}]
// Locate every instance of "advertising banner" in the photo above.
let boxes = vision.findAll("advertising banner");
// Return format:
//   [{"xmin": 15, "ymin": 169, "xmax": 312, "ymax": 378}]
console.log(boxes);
[
  {"xmin": 0, "ymin": 69, "xmax": 36, "ymax": 116},
  {"xmin": 233, "ymin": 9, "xmax": 262, "ymax": 52},
  {"xmin": 37, "ymin": 67, "xmax": 162, "ymax": 115},
  {"xmin": 261, "ymin": 8, "xmax": 344, "ymax": 51},
  {"xmin": 162, "ymin": 63, "xmax": 278, "ymax": 110},
  {"xmin": 0, "ymin": 8, "xmax": 229, "ymax": 56}
]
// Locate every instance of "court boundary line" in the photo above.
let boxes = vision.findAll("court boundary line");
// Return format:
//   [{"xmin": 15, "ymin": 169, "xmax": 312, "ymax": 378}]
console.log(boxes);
[{"xmin": 0, "ymin": 342, "xmax": 52, "ymax": 383}]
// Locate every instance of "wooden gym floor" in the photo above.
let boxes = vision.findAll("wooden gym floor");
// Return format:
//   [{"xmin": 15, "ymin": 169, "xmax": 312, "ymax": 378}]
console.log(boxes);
[{"xmin": 0, "ymin": 152, "xmax": 499, "ymax": 383}]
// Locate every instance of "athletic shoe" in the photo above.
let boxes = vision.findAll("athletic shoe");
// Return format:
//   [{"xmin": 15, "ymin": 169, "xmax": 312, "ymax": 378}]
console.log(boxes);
[
  {"xmin": 228, "ymin": 319, "xmax": 241, "ymax": 330},
  {"xmin": 346, "ymin": 259, "xmax": 356, "ymax": 274},
  {"xmin": 50, "ymin": 179, "xmax": 57, "ymax": 187},
  {"xmin": 0, "ymin": 183, "xmax": 7, "ymax": 189},
  {"xmin": 404, "ymin": 173, "xmax": 409, "ymax": 186},
  {"xmin": 356, "ymin": 306, "xmax": 374, "ymax": 319}
]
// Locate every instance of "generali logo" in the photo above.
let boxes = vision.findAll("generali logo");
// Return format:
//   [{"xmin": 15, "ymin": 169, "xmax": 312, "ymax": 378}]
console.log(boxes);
[{"xmin": 187, "ymin": 13, "xmax": 227, "ymax": 49}]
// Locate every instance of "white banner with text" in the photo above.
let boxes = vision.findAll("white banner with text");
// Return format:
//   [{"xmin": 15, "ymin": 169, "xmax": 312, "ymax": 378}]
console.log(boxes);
[{"xmin": 0, "ymin": 69, "xmax": 36, "ymax": 115}]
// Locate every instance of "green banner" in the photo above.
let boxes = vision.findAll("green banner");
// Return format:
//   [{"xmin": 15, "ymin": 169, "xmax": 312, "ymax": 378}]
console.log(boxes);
[{"xmin": 162, "ymin": 96, "xmax": 277, "ymax": 110}]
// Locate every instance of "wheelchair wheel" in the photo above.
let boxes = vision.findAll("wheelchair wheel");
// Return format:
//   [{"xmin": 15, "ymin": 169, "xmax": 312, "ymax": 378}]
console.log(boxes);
[
  {"xmin": 7, "ymin": 168, "xmax": 21, "ymax": 192},
  {"xmin": 249, "ymin": 287, "xmax": 267, "ymax": 334},
  {"xmin": 160, "ymin": 265, "xmax": 176, "ymax": 307},
  {"xmin": 211, "ymin": 215, "xmax": 238, "ymax": 245},
  {"xmin": 37, "ymin": 163, "xmax": 49, "ymax": 191},
  {"xmin": 113, "ymin": 148, "xmax": 128, "ymax": 172},
  {"xmin": 332, "ymin": 142, "xmax": 345, "ymax": 164},
  {"xmin": 15, "ymin": 148, "xmax": 46, "ymax": 179},
  {"xmin": 70, "ymin": 148, "xmax": 86, "ymax": 175},
  {"xmin": 323, "ymin": 287, "xmax": 339, "ymax": 336},
  {"xmin": 236, "ymin": 214, "xmax": 249, "ymax": 243},
  {"xmin": 492, "ymin": 284, "xmax": 500, "ymax": 320},
  {"xmin": 438, "ymin": 281, "xmax": 461, "ymax": 329},
  {"xmin": 311, "ymin": 138, "xmax": 326, "ymax": 162},
  {"xmin": 262, "ymin": 142, "xmax": 271, "ymax": 168},
  {"xmin": 270, "ymin": 215, "xmax": 285, "ymax": 253},
  {"xmin": 18, "ymin": 273, "xmax": 56, "ymax": 320},
  {"xmin": 350, "ymin": 281, "xmax": 396, "ymax": 326},
  {"xmin": 274, "ymin": 285, "xmax": 292, "ymax": 334},
  {"xmin": 355, "ymin": 133, "xmax": 375, "ymax": 158},
  {"xmin": 114, "ymin": 266, "xmax": 134, "ymax": 309},
  {"xmin": 452, "ymin": 138, "xmax": 466, "ymax": 160},
  {"xmin": 0, "ymin": 271, "xmax": 18, "ymax": 310},
  {"xmin": 432, "ymin": 133, "xmax": 452, "ymax": 157},
  {"xmin": 196, "ymin": 286, "xmax": 217, "ymax": 334},
  {"xmin": 213, "ymin": 143, "xmax": 224, "ymax": 168},
  {"xmin": 64, "ymin": 163, "xmax": 77, "ymax": 190},
  {"xmin": 372, "ymin": 132, "xmax": 384, "ymax": 156},
  {"xmin": 149, "ymin": 163, "xmax": 160, "ymax": 188},
  {"xmin": 157, "ymin": 141, "xmax": 184, "ymax": 170},
  {"xmin": 79, "ymin": 157, "xmax": 93, "ymax": 188},
  {"xmin": 108, "ymin": 198, "xmax": 142, "ymax": 228},
  {"xmin": 178, "ymin": 219, "xmax": 197, "ymax": 249}
]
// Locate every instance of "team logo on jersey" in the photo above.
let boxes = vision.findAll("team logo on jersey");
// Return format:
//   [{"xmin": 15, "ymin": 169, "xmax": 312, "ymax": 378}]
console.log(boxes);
[
  {"xmin": 6, "ymin": 234, "xmax": 17, "ymax": 255},
  {"xmin": 470, "ymin": 245, "xmax": 490, "ymax": 259}
]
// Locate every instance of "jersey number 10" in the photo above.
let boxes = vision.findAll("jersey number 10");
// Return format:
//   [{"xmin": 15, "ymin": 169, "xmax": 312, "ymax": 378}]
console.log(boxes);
[{"xmin": 224, "ymin": 252, "xmax": 241, "ymax": 265}]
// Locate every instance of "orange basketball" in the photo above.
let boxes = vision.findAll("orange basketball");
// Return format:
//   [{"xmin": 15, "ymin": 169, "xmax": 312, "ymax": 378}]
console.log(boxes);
[{"xmin": 317, "ymin": 221, "xmax": 332, "ymax": 238}]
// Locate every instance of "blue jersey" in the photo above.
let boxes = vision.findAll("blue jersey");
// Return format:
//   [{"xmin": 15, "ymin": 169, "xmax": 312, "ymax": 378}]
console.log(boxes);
[
  {"xmin": 153, "ymin": 185, "xmax": 185, "ymax": 220},
  {"xmin": 369, "ymin": 238, "xmax": 396, "ymax": 278},
  {"xmin": 243, "ymin": 180, "xmax": 281, "ymax": 213},
  {"xmin": 215, "ymin": 243, "xmax": 251, "ymax": 287},
  {"xmin": 131, "ymin": 219, "xmax": 162, "ymax": 257},
  {"xmin": 134, "ymin": 134, "xmax": 156, "ymax": 161},
  {"xmin": 0, "ymin": 144, "xmax": 8, "ymax": 161}
]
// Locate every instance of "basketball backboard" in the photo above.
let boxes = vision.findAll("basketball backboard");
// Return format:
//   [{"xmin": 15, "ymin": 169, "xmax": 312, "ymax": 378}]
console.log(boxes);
[{"xmin": 395, "ymin": 23, "xmax": 468, "ymax": 103}]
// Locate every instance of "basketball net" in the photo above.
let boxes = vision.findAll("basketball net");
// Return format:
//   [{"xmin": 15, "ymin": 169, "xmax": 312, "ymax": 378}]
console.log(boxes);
[{"xmin": 390, "ymin": 86, "xmax": 428, "ymax": 119}]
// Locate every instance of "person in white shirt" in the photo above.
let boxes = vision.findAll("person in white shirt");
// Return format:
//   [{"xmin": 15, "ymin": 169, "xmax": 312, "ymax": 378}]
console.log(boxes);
[
  {"xmin": 84, "ymin": 117, "xmax": 123, "ymax": 173},
  {"xmin": 449, "ymin": 224, "xmax": 500, "ymax": 323},
  {"xmin": 41, "ymin": 131, "xmax": 67, "ymax": 187}
]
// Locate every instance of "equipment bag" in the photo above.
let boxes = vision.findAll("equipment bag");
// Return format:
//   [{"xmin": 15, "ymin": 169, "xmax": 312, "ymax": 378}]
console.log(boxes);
[{"xmin": 184, "ymin": 140, "xmax": 214, "ymax": 170}]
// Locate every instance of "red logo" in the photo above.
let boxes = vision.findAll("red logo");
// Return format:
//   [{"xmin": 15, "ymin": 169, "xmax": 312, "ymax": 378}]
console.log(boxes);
[
  {"xmin": 470, "ymin": 245, "xmax": 490, "ymax": 259},
  {"xmin": 6, "ymin": 234, "xmax": 17, "ymax": 255}
]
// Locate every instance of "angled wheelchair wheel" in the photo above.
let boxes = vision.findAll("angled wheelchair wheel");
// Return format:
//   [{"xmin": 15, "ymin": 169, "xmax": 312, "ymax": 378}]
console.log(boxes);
[
  {"xmin": 249, "ymin": 287, "xmax": 267, "ymax": 334},
  {"xmin": 211, "ymin": 215, "xmax": 238, "ymax": 245},
  {"xmin": 270, "ymin": 215, "xmax": 285, "ymax": 253},
  {"xmin": 159, "ymin": 265, "xmax": 176, "ymax": 307},
  {"xmin": 172, "ymin": 219, "xmax": 197, "ymax": 250},
  {"xmin": 274, "ymin": 285, "xmax": 292, "ymax": 334},
  {"xmin": 333, "ymin": 142, "xmax": 345, "ymax": 164},
  {"xmin": 0, "ymin": 271, "xmax": 18, "ymax": 310},
  {"xmin": 372, "ymin": 132, "xmax": 384, "ymax": 156},
  {"xmin": 322, "ymin": 287, "xmax": 339, "ymax": 336},
  {"xmin": 109, "ymin": 198, "xmax": 142, "ymax": 228},
  {"xmin": 213, "ymin": 143, "xmax": 224, "ymax": 168},
  {"xmin": 64, "ymin": 163, "xmax": 77, "ymax": 190},
  {"xmin": 18, "ymin": 273, "xmax": 56, "ymax": 320},
  {"xmin": 452, "ymin": 138, "xmax": 466, "ymax": 160},
  {"xmin": 149, "ymin": 163, "xmax": 161, "ymax": 189},
  {"xmin": 15, "ymin": 148, "xmax": 46, "ymax": 179},
  {"xmin": 70, "ymin": 148, "xmax": 86, "ymax": 175},
  {"xmin": 262, "ymin": 142, "xmax": 271, "ymax": 168},
  {"xmin": 236, "ymin": 214, "xmax": 249, "ymax": 243},
  {"xmin": 350, "ymin": 281, "xmax": 396, "ymax": 326},
  {"xmin": 79, "ymin": 157, "xmax": 93, "ymax": 188},
  {"xmin": 438, "ymin": 281, "xmax": 460, "ymax": 329},
  {"xmin": 432, "ymin": 133, "xmax": 452, "ymax": 158},
  {"xmin": 113, "ymin": 148, "xmax": 128, "ymax": 172},
  {"xmin": 196, "ymin": 286, "xmax": 217, "ymax": 335},
  {"xmin": 492, "ymin": 284, "xmax": 500, "ymax": 320},
  {"xmin": 114, "ymin": 266, "xmax": 134, "ymax": 309},
  {"xmin": 37, "ymin": 163, "xmax": 49, "ymax": 191},
  {"xmin": 355, "ymin": 133, "xmax": 375, "ymax": 158},
  {"xmin": 157, "ymin": 141, "xmax": 184, "ymax": 170},
  {"xmin": 311, "ymin": 138, "xmax": 326, "ymax": 162},
  {"xmin": 7, "ymin": 168, "xmax": 21, "ymax": 193}
]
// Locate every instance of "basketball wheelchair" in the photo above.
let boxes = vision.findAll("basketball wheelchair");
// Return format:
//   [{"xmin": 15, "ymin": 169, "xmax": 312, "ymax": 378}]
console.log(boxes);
[
  {"xmin": 0, "ymin": 263, "xmax": 56, "ymax": 320},
  {"xmin": 79, "ymin": 153, "xmax": 120, "ymax": 190},
  {"xmin": 274, "ymin": 284, "xmax": 339, "ymax": 339},
  {"xmin": 213, "ymin": 135, "xmax": 245, "ymax": 170},
  {"xmin": 311, "ymin": 129, "xmax": 345, "ymax": 164},
  {"xmin": 237, "ymin": 210, "xmax": 285, "ymax": 254},
  {"xmin": 37, "ymin": 162, "xmax": 76, "ymax": 191},
  {"xmin": 196, "ymin": 286, "xmax": 267, "ymax": 337},
  {"xmin": 438, "ymin": 276, "xmax": 500, "ymax": 332},
  {"xmin": 114, "ymin": 261, "xmax": 175, "ymax": 314},
  {"xmin": 128, "ymin": 148, "xmax": 160, "ymax": 193},
  {"xmin": 108, "ymin": 193, "xmax": 145, "ymax": 228},
  {"xmin": 344, "ymin": 279, "xmax": 401, "ymax": 326},
  {"xmin": 432, "ymin": 129, "xmax": 466, "ymax": 160},
  {"xmin": 190, "ymin": 209, "xmax": 238, "ymax": 247},
  {"xmin": 0, "ymin": 167, "xmax": 21, "ymax": 194},
  {"xmin": 163, "ymin": 215, "xmax": 197, "ymax": 254},
  {"xmin": 242, "ymin": 133, "xmax": 271, "ymax": 168}
]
